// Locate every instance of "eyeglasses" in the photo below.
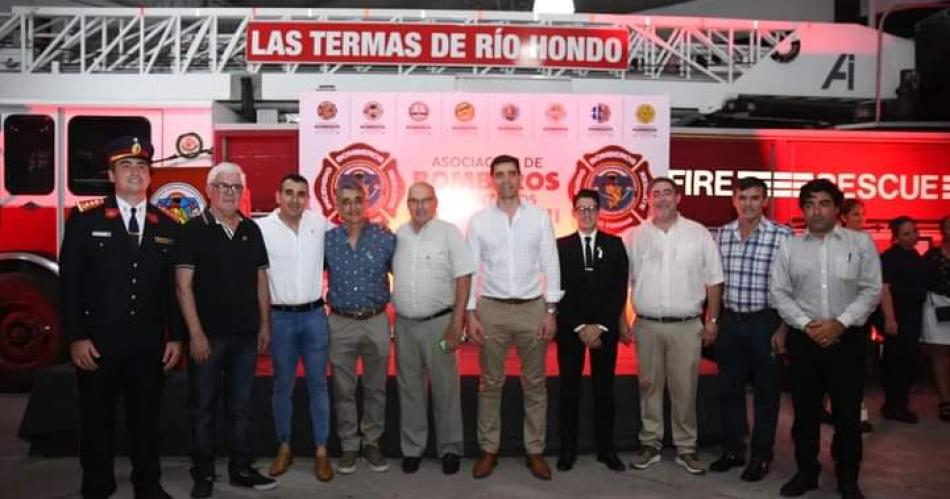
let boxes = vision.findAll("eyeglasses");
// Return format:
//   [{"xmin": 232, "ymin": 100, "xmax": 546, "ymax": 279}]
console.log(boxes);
[
  {"xmin": 575, "ymin": 206, "xmax": 599, "ymax": 214},
  {"xmin": 212, "ymin": 182, "xmax": 244, "ymax": 194}
]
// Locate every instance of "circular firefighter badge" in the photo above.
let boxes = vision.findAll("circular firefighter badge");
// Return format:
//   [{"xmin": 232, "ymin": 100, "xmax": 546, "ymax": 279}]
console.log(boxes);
[
  {"xmin": 314, "ymin": 142, "xmax": 405, "ymax": 224},
  {"xmin": 568, "ymin": 145, "xmax": 653, "ymax": 233}
]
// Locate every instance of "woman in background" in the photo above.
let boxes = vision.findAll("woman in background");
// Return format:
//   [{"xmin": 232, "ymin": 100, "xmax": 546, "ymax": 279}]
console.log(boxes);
[
  {"xmin": 922, "ymin": 216, "xmax": 950, "ymax": 422},
  {"xmin": 878, "ymin": 217, "xmax": 926, "ymax": 423}
]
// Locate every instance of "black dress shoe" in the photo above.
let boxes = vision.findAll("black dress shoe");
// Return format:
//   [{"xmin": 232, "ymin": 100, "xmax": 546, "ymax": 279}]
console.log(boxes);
[
  {"xmin": 740, "ymin": 459, "xmax": 771, "ymax": 482},
  {"xmin": 134, "ymin": 483, "xmax": 174, "ymax": 499},
  {"xmin": 190, "ymin": 475, "xmax": 213, "ymax": 499},
  {"xmin": 596, "ymin": 452, "xmax": 626, "ymax": 472},
  {"xmin": 442, "ymin": 453, "xmax": 460, "ymax": 475},
  {"xmin": 402, "ymin": 456, "xmax": 422, "ymax": 474},
  {"xmin": 556, "ymin": 450, "xmax": 577, "ymax": 471},
  {"xmin": 839, "ymin": 485, "xmax": 865, "ymax": 499},
  {"xmin": 780, "ymin": 472, "xmax": 819, "ymax": 497},
  {"xmin": 709, "ymin": 453, "xmax": 745, "ymax": 473},
  {"xmin": 881, "ymin": 406, "xmax": 918, "ymax": 424}
]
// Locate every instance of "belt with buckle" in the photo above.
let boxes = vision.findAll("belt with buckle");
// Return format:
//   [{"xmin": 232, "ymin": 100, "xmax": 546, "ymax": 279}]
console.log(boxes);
[
  {"xmin": 483, "ymin": 296, "xmax": 541, "ymax": 305},
  {"xmin": 724, "ymin": 308, "xmax": 774, "ymax": 321},
  {"xmin": 638, "ymin": 314, "xmax": 701, "ymax": 323},
  {"xmin": 271, "ymin": 299, "xmax": 325, "ymax": 313},
  {"xmin": 332, "ymin": 303, "xmax": 387, "ymax": 320},
  {"xmin": 399, "ymin": 307, "xmax": 453, "ymax": 322}
]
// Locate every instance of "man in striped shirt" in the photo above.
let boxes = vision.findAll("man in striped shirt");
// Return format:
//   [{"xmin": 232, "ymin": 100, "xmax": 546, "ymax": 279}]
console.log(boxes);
[{"xmin": 710, "ymin": 177, "xmax": 792, "ymax": 482}]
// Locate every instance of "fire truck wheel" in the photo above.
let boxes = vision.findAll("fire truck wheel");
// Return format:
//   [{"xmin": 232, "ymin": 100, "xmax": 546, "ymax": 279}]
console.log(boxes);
[{"xmin": 0, "ymin": 272, "xmax": 62, "ymax": 391}]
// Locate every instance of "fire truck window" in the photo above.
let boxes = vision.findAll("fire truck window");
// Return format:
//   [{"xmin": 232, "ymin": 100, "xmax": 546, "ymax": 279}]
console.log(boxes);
[
  {"xmin": 4, "ymin": 114, "xmax": 55, "ymax": 195},
  {"xmin": 68, "ymin": 116, "xmax": 151, "ymax": 196}
]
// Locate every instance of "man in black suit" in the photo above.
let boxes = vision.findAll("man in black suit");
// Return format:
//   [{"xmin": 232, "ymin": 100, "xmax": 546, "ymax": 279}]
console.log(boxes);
[
  {"xmin": 555, "ymin": 189, "xmax": 629, "ymax": 472},
  {"xmin": 60, "ymin": 136, "xmax": 183, "ymax": 499}
]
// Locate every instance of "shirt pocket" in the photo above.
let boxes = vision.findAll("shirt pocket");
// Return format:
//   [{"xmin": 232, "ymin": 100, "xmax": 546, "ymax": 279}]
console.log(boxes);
[
  {"xmin": 424, "ymin": 246, "xmax": 450, "ymax": 272},
  {"xmin": 834, "ymin": 254, "xmax": 860, "ymax": 280},
  {"xmin": 675, "ymin": 241, "xmax": 700, "ymax": 267}
]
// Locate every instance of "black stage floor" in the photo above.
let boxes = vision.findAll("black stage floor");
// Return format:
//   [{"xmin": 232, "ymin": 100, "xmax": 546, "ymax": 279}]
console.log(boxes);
[{"xmin": 19, "ymin": 364, "xmax": 720, "ymax": 458}]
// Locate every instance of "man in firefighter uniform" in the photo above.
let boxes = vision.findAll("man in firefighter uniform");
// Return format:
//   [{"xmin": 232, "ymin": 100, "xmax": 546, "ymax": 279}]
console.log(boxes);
[{"xmin": 60, "ymin": 136, "xmax": 183, "ymax": 499}]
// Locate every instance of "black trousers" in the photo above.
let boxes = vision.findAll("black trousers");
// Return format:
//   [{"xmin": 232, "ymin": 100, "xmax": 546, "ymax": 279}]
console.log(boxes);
[
  {"xmin": 187, "ymin": 332, "xmax": 258, "ymax": 478},
  {"xmin": 882, "ymin": 310, "xmax": 922, "ymax": 411},
  {"xmin": 76, "ymin": 349, "xmax": 164, "ymax": 498},
  {"xmin": 556, "ymin": 330, "xmax": 618, "ymax": 454},
  {"xmin": 715, "ymin": 309, "xmax": 782, "ymax": 461},
  {"xmin": 787, "ymin": 327, "xmax": 865, "ymax": 488}
]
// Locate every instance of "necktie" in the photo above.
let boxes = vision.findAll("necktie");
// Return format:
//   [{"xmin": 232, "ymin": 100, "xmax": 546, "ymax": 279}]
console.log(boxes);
[
  {"xmin": 128, "ymin": 207, "xmax": 140, "ymax": 248},
  {"xmin": 584, "ymin": 235, "xmax": 594, "ymax": 271}
]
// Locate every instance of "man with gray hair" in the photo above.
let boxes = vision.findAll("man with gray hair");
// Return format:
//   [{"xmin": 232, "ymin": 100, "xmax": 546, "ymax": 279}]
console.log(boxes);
[
  {"xmin": 392, "ymin": 182, "xmax": 475, "ymax": 475},
  {"xmin": 174, "ymin": 162, "xmax": 276, "ymax": 497},
  {"xmin": 324, "ymin": 179, "xmax": 396, "ymax": 475}
]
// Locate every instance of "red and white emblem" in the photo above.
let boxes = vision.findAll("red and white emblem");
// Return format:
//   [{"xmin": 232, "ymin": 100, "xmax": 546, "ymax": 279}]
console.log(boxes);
[
  {"xmin": 568, "ymin": 145, "xmax": 654, "ymax": 233},
  {"xmin": 314, "ymin": 143, "xmax": 405, "ymax": 225}
]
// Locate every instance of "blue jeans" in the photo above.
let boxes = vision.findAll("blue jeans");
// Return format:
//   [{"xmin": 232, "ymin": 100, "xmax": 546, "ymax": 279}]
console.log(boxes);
[
  {"xmin": 187, "ymin": 331, "xmax": 258, "ymax": 477},
  {"xmin": 715, "ymin": 309, "xmax": 782, "ymax": 461},
  {"xmin": 271, "ymin": 308, "xmax": 331, "ymax": 446}
]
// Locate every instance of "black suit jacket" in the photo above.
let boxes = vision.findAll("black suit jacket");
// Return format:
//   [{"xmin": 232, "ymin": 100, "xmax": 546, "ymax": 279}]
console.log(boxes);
[
  {"xmin": 556, "ymin": 231, "xmax": 629, "ymax": 338},
  {"xmin": 60, "ymin": 196, "xmax": 183, "ymax": 357}
]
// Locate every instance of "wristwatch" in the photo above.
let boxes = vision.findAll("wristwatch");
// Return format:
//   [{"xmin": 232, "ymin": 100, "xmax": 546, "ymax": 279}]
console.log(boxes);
[
  {"xmin": 708, "ymin": 316, "xmax": 719, "ymax": 324},
  {"xmin": 546, "ymin": 303, "xmax": 558, "ymax": 314}
]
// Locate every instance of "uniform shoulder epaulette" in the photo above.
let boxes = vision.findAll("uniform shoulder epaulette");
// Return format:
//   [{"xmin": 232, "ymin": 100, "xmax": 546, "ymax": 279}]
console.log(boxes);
[{"xmin": 76, "ymin": 198, "xmax": 105, "ymax": 213}]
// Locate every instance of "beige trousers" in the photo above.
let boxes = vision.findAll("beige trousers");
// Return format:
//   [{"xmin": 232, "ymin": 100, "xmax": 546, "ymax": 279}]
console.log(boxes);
[
  {"xmin": 635, "ymin": 318, "xmax": 702, "ymax": 454},
  {"xmin": 475, "ymin": 298, "xmax": 548, "ymax": 454}
]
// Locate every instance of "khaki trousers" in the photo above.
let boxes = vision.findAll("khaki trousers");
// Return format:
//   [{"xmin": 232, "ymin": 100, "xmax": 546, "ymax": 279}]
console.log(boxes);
[
  {"xmin": 329, "ymin": 313, "xmax": 391, "ymax": 452},
  {"xmin": 635, "ymin": 318, "xmax": 702, "ymax": 454},
  {"xmin": 395, "ymin": 314, "xmax": 463, "ymax": 457},
  {"xmin": 476, "ymin": 298, "xmax": 547, "ymax": 454}
]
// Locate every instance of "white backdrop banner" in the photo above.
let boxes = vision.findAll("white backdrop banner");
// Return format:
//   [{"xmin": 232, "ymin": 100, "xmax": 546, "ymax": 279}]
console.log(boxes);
[{"xmin": 299, "ymin": 91, "xmax": 669, "ymax": 236}]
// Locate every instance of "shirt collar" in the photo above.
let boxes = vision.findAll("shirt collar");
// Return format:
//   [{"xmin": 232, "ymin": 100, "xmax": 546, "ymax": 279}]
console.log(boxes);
[
  {"xmin": 804, "ymin": 224, "xmax": 845, "ymax": 241},
  {"xmin": 728, "ymin": 217, "xmax": 774, "ymax": 237},
  {"xmin": 270, "ymin": 208, "xmax": 313, "ymax": 230},
  {"xmin": 202, "ymin": 208, "xmax": 245, "ymax": 226},
  {"xmin": 579, "ymin": 228, "xmax": 598, "ymax": 240},
  {"xmin": 115, "ymin": 196, "xmax": 146, "ymax": 214}
]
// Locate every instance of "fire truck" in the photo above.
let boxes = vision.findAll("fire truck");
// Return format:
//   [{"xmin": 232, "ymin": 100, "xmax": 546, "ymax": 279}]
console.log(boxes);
[{"xmin": 1, "ymin": 6, "xmax": 948, "ymax": 383}]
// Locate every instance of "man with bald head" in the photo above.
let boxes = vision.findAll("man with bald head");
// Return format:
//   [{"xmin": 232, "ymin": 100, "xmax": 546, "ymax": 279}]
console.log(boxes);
[{"xmin": 392, "ymin": 182, "xmax": 476, "ymax": 475}]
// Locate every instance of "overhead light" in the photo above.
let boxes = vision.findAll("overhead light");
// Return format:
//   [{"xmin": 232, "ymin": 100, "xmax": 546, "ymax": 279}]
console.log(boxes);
[{"xmin": 533, "ymin": 0, "xmax": 575, "ymax": 15}]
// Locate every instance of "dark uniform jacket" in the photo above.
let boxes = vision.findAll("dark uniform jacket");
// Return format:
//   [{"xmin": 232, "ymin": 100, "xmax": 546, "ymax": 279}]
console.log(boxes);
[
  {"xmin": 556, "ymin": 231, "xmax": 629, "ymax": 338},
  {"xmin": 60, "ymin": 196, "xmax": 183, "ymax": 358}
]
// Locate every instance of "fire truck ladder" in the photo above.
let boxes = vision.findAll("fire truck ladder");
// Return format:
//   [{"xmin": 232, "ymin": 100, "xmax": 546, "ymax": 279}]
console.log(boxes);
[{"xmin": 0, "ymin": 6, "xmax": 797, "ymax": 85}]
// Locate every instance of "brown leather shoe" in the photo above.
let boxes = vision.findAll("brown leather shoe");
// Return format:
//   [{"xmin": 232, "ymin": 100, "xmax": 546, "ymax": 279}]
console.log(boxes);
[
  {"xmin": 269, "ymin": 443, "xmax": 293, "ymax": 477},
  {"xmin": 472, "ymin": 451, "xmax": 498, "ymax": 479},
  {"xmin": 315, "ymin": 453, "xmax": 334, "ymax": 482},
  {"xmin": 526, "ymin": 454, "xmax": 552, "ymax": 480}
]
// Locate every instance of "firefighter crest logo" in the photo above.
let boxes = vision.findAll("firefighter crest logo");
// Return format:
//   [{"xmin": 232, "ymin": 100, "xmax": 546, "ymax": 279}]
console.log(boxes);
[
  {"xmin": 150, "ymin": 182, "xmax": 205, "ymax": 224},
  {"xmin": 315, "ymin": 143, "xmax": 405, "ymax": 224},
  {"xmin": 568, "ymin": 145, "xmax": 653, "ymax": 233}
]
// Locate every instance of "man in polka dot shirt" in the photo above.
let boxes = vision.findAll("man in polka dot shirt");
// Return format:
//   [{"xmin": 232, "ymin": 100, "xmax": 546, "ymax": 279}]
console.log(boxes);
[{"xmin": 324, "ymin": 179, "xmax": 396, "ymax": 475}]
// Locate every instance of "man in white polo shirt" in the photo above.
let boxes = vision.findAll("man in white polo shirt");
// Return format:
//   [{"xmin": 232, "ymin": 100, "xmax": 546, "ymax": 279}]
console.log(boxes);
[
  {"xmin": 625, "ymin": 177, "xmax": 724, "ymax": 475},
  {"xmin": 392, "ymin": 182, "xmax": 476, "ymax": 476},
  {"xmin": 257, "ymin": 173, "xmax": 334, "ymax": 483}
]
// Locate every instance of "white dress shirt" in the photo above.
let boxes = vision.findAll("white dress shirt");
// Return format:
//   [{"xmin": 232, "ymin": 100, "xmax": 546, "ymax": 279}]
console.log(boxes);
[
  {"xmin": 115, "ymin": 196, "xmax": 146, "ymax": 245},
  {"xmin": 466, "ymin": 202, "xmax": 563, "ymax": 310},
  {"xmin": 392, "ymin": 219, "xmax": 477, "ymax": 318},
  {"xmin": 257, "ymin": 209, "xmax": 329, "ymax": 306},
  {"xmin": 769, "ymin": 226, "xmax": 882, "ymax": 330},
  {"xmin": 624, "ymin": 215, "xmax": 724, "ymax": 318}
]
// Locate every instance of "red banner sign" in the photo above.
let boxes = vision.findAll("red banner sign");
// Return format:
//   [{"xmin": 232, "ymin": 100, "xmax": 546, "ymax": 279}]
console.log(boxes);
[{"xmin": 246, "ymin": 21, "xmax": 629, "ymax": 70}]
